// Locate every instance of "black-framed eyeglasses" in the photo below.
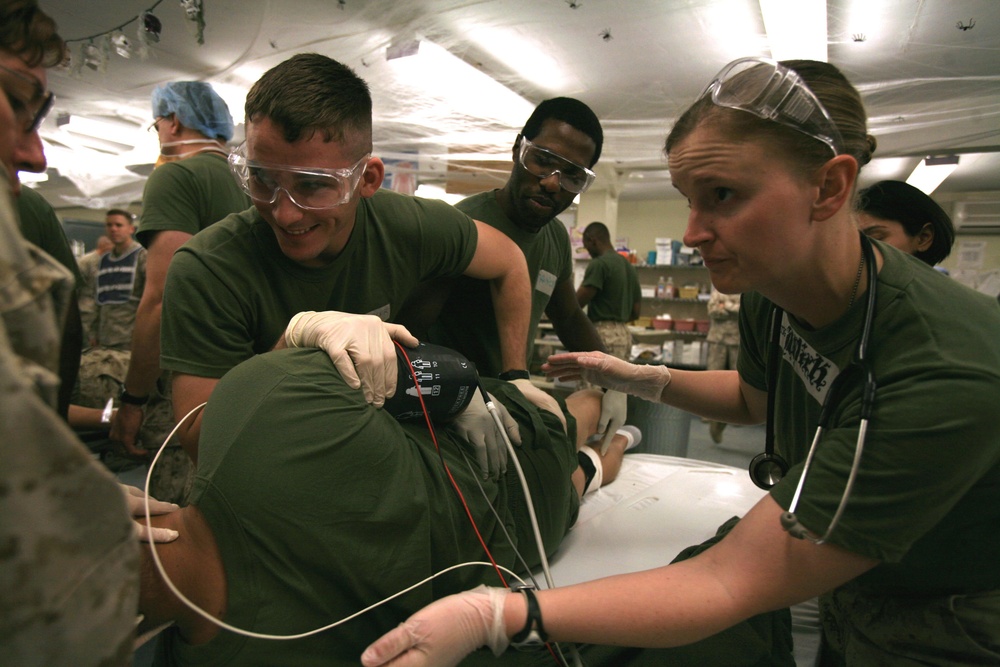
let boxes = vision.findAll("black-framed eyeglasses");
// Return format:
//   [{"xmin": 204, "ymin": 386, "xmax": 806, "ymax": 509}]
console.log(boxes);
[
  {"xmin": 516, "ymin": 135, "xmax": 596, "ymax": 194},
  {"xmin": 0, "ymin": 63, "xmax": 54, "ymax": 134}
]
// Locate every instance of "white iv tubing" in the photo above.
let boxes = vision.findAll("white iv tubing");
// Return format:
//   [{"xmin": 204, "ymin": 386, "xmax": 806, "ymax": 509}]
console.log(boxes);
[{"xmin": 143, "ymin": 402, "xmax": 531, "ymax": 641}]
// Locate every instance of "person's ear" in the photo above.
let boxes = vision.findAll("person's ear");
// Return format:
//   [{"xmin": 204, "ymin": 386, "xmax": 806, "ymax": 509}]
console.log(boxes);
[
  {"xmin": 166, "ymin": 114, "xmax": 183, "ymax": 138},
  {"xmin": 358, "ymin": 156, "xmax": 385, "ymax": 197},
  {"xmin": 811, "ymin": 155, "xmax": 857, "ymax": 222},
  {"xmin": 512, "ymin": 134, "xmax": 523, "ymax": 161},
  {"xmin": 914, "ymin": 222, "xmax": 934, "ymax": 252}
]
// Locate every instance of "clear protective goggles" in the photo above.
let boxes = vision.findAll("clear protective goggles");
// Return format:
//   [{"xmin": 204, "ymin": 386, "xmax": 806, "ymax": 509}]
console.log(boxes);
[
  {"xmin": 228, "ymin": 142, "xmax": 371, "ymax": 210},
  {"xmin": 0, "ymin": 63, "xmax": 54, "ymax": 134},
  {"xmin": 517, "ymin": 135, "xmax": 597, "ymax": 194},
  {"xmin": 700, "ymin": 57, "xmax": 843, "ymax": 156}
]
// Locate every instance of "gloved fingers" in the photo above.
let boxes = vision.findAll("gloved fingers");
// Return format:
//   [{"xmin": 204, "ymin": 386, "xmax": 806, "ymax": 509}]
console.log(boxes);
[
  {"xmin": 360, "ymin": 621, "xmax": 425, "ymax": 666},
  {"xmin": 121, "ymin": 484, "xmax": 179, "ymax": 516},
  {"xmin": 469, "ymin": 432, "xmax": 491, "ymax": 480},
  {"xmin": 134, "ymin": 521, "xmax": 179, "ymax": 544},
  {"xmin": 385, "ymin": 322, "xmax": 419, "ymax": 349},
  {"xmin": 330, "ymin": 351, "xmax": 364, "ymax": 393},
  {"xmin": 348, "ymin": 325, "xmax": 395, "ymax": 407},
  {"xmin": 597, "ymin": 390, "xmax": 628, "ymax": 454},
  {"xmin": 487, "ymin": 391, "xmax": 522, "ymax": 448},
  {"xmin": 598, "ymin": 428, "xmax": 616, "ymax": 455},
  {"xmin": 284, "ymin": 310, "xmax": 318, "ymax": 347}
]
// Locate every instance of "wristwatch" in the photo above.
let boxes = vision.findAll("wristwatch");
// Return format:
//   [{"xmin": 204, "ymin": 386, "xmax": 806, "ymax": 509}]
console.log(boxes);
[
  {"xmin": 119, "ymin": 386, "xmax": 149, "ymax": 406},
  {"xmin": 509, "ymin": 585, "xmax": 548, "ymax": 650},
  {"xmin": 498, "ymin": 369, "xmax": 531, "ymax": 382}
]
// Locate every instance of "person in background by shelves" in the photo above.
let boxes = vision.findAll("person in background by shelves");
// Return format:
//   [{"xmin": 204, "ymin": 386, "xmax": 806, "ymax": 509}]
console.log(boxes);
[
  {"xmin": 705, "ymin": 287, "xmax": 740, "ymax": 444},
  {"xmin": 855, "ymin": 179, "xmax": 954, "ymax": 267},
  {"xmin": 399, "ymin": 98, "xmax": 628, "ymax": 454},
  {"xmin": 576, "ymin": 221, "xmax": 642, "ymax": 361}
]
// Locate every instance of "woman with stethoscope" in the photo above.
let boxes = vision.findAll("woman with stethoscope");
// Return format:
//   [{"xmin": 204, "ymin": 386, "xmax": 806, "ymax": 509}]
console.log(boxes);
[{"xmin": 362, "ymin": 58, "xmax": 1000, "ymax": 666}]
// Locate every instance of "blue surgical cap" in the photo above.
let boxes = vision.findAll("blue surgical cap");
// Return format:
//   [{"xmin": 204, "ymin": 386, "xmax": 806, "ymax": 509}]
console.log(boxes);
[{"xmin": 151, "ymin": 81, "xmax": 235, "ymax": 142}]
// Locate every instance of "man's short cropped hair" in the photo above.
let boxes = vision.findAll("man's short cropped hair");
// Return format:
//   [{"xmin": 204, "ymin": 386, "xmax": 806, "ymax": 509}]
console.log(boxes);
[
  {"xmin": 244, "ymin": 53, "xmax": 373, "ymax": 150},
  {"xmin": 520, "ymin": 97, "xmax": 604, "ymax": 167},
  {"xmin": 106, "ymin": 208, "xmax": 134, "ymax": 223}
]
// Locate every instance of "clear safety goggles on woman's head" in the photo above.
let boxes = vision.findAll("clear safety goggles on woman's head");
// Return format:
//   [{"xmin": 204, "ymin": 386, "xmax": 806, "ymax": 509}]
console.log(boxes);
[
  {"xmin": 517, "ymin": 135, "xmax": 597, "ymax": 194},
  {"xmin": 228, "ymin": 142, "xmax": 371, "ymax": 210},
  {"xmin": 700, "ymin": 57, "xmax": 843, "ymax": 157}
]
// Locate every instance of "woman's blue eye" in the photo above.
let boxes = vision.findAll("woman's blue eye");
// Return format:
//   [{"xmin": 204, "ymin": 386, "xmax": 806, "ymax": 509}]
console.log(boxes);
[{"xmin": 716, "ymin": 187, "xmax": 734, "ymax": 202}]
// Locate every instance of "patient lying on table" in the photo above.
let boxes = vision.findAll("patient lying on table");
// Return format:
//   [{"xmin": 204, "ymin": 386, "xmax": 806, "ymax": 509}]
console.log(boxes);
[{"xmin": 138, "ymin": 346, "xmax": 638, "ymax": 665}]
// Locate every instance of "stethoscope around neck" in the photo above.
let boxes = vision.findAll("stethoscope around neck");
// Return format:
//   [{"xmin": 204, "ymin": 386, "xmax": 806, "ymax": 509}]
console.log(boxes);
[{"xmin": 748, "ymin": 234, "xmax": 878, "ymax": 544}]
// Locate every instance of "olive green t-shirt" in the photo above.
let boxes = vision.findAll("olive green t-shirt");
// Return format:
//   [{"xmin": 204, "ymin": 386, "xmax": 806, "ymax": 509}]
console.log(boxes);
[
  {"xmin": 581, "ymin": 249, "xmax": 642, "ymax": 323},
  {"xmin": 740, "ymin": 242, "xmax": 1000, "ymax": 594},
  {"xmin": 153, "ymin": 350, "xmax": 578, "ymax": 666},
  {"xmin": 161, "ymin": 190, "xmax": 479, "ymax": 378},
  {"xmin": 428, "ymin": 190, "xmax": 573, "ymax": 377},
  {"xmin": 136, "ymin": 152, "xmax": 250, "ymax": 247}
]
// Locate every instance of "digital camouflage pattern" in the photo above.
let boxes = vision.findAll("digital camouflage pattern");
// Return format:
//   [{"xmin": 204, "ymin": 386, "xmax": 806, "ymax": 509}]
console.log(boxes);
[
  {"xmin": 74, "ymin": 348, "xmax": 190, "ymax": 504},
  {"xmin": 0, "ymin": 172, "xmax": 139, "ymax": 667}
]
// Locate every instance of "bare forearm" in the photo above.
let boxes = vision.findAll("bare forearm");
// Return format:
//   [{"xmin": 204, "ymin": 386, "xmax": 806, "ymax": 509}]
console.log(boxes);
[
  {"xmin": 658, "ymin": 368, "xmax": 759, "ymax": 424},
  {"xmin": 505, "ymin": 497, "xmax": 876, "ymax": 648},
  {"xmin": 553, "ymin": 309, "xmax": 605, "ymax": 353},
  {"xmin": 490, "ymin": 275, "xmax": 531, "ymax": 372},
  {"xmin": 125, "ymin": 298, "xmax": 163, "ymax": 396}
]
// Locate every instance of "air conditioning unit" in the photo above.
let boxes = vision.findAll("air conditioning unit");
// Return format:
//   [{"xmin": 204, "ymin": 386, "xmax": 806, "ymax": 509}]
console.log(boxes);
[{"xmin": 952, "ymin": 200, "xmax": 1000, "ymax": 235}]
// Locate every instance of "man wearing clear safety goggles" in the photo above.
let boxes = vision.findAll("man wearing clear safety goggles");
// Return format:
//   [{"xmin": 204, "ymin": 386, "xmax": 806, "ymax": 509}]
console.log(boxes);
[
  {"xmin": 516, "ymin": 135, "xmax": 596, "ymax": 195},
  {"xmin": 161, "ymin": 54, "xmax": 534, "ymax": 473},
  {"xmin": 399, "ymin": 97, "xmax": 629, "ymax": 455}
]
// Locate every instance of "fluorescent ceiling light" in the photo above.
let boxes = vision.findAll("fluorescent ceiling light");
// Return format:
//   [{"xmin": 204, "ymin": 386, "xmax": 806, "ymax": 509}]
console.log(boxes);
[
  {"xmin": 905, "ymin": 155, "xmax": 959, "ymax": 194},
  {"xmin": 460, "ymin": 26, "xmax": 577, "ymax": 94},
  {"xmin": 759, "ymin": 0, "xmax": 829, "ymax": 62},
  {"xmin": 385, "ymin": 39, "xmax": 533, "ymax": 129},
  {"xmin": 56, "ymin": 114, "xmax": 141, "ymax": 149}
]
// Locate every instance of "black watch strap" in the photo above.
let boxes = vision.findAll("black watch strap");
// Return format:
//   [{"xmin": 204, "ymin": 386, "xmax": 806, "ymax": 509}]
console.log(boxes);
[
  {"xmin": 498, "ymin": 369, "xmax": 531, "ymax": 382},
  {"xmin": 119, "ymin": 386, "xmax": 149, "ymax": 406},
  {"xmin": 510, "ymin": 586, "xmax": 548, "ymax": 649}
]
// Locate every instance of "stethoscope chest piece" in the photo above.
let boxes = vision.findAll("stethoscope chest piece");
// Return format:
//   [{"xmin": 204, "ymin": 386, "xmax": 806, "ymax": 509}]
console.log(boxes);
[{"xmin": 749, "ymin": 451, "xmax": 788, "ymax": 490}]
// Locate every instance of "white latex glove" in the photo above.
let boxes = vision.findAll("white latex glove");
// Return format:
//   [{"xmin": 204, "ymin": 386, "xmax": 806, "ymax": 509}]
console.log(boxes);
[
  {"xmin": 361, "ymin": 585, "xmax": 510, "ymax": 667},
  {"xmin": 450, "ymin": 388, "xmax": 520, "ymax": 480},
  {"xmin": 509, "ymin": 378, "xmax": 566, "ymax": 433},
  {"xmin": 597, "ymin": 389, "xmax": 628, "ymax": 454},
  {"xmin": 121, "ymin": 484, "xmax": 179, "ymax": 543},
  {"xmin": 543, "ymin": 351, "xmax": 672, "ymax": 404},
  {"xmin": 284, "ymin": 311, "xmax": 418, "ymax": 407}
]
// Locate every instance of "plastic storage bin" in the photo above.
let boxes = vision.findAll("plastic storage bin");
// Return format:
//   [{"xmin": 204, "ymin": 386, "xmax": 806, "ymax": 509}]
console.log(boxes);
[{"xmin": 626, "ymin": 393, "xmax": 692, "ymax": 458}]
